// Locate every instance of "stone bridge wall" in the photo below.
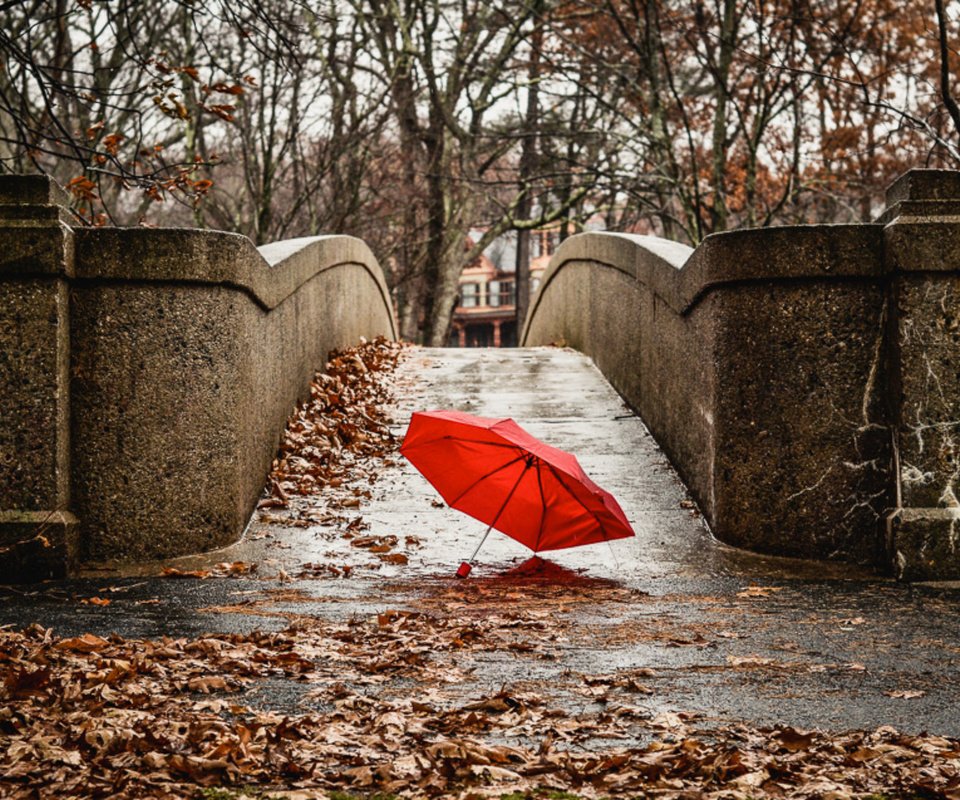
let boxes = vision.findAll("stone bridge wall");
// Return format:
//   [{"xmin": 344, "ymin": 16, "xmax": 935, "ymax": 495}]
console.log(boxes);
[
  {"xmin": 522, "ymin": 170, "xmax": 960, "ymax": 581},
  {"xmin": 0, "ymin": 175, "xmax": 396, "ymax": 580}
]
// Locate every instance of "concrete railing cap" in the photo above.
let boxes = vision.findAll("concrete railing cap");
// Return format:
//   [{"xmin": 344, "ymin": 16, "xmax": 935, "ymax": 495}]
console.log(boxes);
[
  {"xmin": 0, "ymin": 174, "xmax": 70, "ymax": 207},
  {"xmin": 885, "ymin": 169, "xmax": 960, "ymax": 206},
  {"xmin": 525, "ymin": 223, "xmax": 882, "ymax": 342},
  {"xmin": 70, "ymin": 228, "xmax": 395, "ymax": 335}
]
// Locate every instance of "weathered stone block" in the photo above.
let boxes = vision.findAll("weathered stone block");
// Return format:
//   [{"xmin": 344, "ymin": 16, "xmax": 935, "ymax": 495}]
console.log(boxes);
[
  {"xmin": 711, "ymin": 282, "xmax": 891, "ymax": 563},
  {"xmin": 0, "ymin": 510, "xmax": 78, "ymax": 580},
  {"xmin": 887, "ymin": 508, "xmax": 960, "ymax": 581},
  {"xmin": 0, "ymin": 280, "xmax": 71, "ymax": 512},
  {"xmin": 894, "ymin": 277, "xmax": 960, "ymax": 510},
  {"xmin": 70, "ymin": 284, "xmax": 249, "ymax": 561}
]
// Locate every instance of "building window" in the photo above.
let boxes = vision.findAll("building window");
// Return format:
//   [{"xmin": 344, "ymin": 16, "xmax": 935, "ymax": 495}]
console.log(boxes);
[
  {"xmin": 461, "ymin": 282, "xmax": 480, "ymax": 308},
  {"xmin": 537, "ymin": 230, "xmax": 555, "ymax": 259},
  {"xmin": 498, "ymin": 281, "xmax": 515, "ymax": 306},
  {"xmin": 488, "ymin": 280, "xmax": 500, "ymax": 307}
]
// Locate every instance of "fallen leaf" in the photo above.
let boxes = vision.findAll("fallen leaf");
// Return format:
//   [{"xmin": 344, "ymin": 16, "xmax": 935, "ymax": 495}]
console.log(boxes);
[
  {"xmin": 161, "ymin": 567, "xmax": 211, "ymax": 579},
  {"xmin": 737, "ymin": 585, "xmax": 784, "ymax": 598},
  {"xmin": 55, "ymin": 633, "xmax": 110, "ymax": 652},
  {"xmin": 776, "ymin": 727, "xmax": 817, "ymax": 751},
  {"xmin": 727, "ymin": 655, "xmax": 775, "ymax": 667}
]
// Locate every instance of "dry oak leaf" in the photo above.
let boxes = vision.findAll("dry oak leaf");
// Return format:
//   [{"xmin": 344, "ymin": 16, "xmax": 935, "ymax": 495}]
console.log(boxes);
[
  {"xmin": 55, "ymin": 633, "xmax": 111, "ymax": 652},
  {"xmin": 161, "ymin": 567, "xmax": 212, "ymax": 579},
  {"xmin": 737, "ymin": 585, "xmax": 784, "ymax": 598},
  {"xmin": 188, "ymin": 675, "xmax": 231, "ymax": 693},
  {"xmin": 727, "ymin": 655, "xmax": 775, "ymax": 668},
  {"xmin": 775, "ymin": 726, "xmax": 817, "ymax": 751}
]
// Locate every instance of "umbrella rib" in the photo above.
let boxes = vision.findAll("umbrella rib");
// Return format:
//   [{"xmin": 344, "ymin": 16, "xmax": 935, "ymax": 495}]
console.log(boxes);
[
  {"xmin": 533, "ymin": 462, "xmax": 548, "ymax": 553},
  {"xmin": 447, "ymin": 451, "xmax": 529, "ymax": 507},
  {"xmin": 543, "ymin": 462, "xmax": 615, "ymax": 544}
]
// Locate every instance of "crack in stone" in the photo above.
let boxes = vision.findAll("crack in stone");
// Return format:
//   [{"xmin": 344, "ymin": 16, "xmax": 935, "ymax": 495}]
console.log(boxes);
[
  {"xmin": 785, "ymin": 466, "xmax": 835, "ymax": 502},
  {"xmin": 840, "ymin": 489, "xmax": 887, "ymax": 523},
  {"xmin": 861, "ymin": 298, "xmax": 887, "ymax": 426}
]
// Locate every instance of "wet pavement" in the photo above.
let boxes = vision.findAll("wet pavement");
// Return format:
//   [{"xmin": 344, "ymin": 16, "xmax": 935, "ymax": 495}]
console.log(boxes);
[{"xmin": 4, "ymin": 346, "xmax": 960, "ymax": 737}]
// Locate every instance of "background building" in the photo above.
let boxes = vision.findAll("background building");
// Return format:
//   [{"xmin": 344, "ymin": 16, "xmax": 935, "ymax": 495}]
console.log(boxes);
[{"xmin": 449, "ymin": 230, "xmax": 554, "ymax": 347}]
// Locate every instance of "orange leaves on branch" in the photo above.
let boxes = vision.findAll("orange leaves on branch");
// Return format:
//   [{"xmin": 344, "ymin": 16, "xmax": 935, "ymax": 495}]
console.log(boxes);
[
  {"xmin": 144, "ymin": 185, "xmax": 164, "ymax": 203},
  {"xmin": 140, "ymin": 169, "xmax": 216, "ymax": 207},
  {"xmin": 67, "ymin": 176, "xmax": 98, "ymax": 202},
  {"xmin": 204, "ymin": 81, "xmax": 245, "ymax": 95},
  {"xmin": 151, "ymin": 60, "xmax": 200, "ymax": 80},
  {"xmin": 102, "ymin": 133, "xmax": 124, "ymax": 155},
  {"xmin": 88, "ymin": 129, "xmax": 124, "ymax": 164},
  {"xmin": 84, "ymin": 120, "xmax": 104, "ymax": 140},
  {"xmin": 202, "ymin": 103, "xmax": 236, "ymax": 122},
  {"xmin": 153, "ymin": 94, "xmax": 190, "ymax": 120},
  {"xmin": 68, "ymin": 189, "xmax": 107, "ymax": 227}
]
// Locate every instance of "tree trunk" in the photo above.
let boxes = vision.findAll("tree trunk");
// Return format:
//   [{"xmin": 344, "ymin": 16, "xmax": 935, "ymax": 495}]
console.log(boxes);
[
  {"xmin": 515, "ymin": 13, "xmax": 542, "ymax": 338},
  {"xmin": 709, "ymin": 0, "xmax": 737, "ymax": 232}
]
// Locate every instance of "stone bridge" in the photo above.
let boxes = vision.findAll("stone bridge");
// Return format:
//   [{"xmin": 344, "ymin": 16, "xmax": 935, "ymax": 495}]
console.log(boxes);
[{"xmin": 3, "ymin": 171, "xmax": 960, "ymax": 582}]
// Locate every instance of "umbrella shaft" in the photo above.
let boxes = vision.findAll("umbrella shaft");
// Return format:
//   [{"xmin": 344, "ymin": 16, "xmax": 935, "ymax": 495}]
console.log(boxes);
[{"xmin": 468, "ymin": 525, "xmax": 494, "ymax": 563}]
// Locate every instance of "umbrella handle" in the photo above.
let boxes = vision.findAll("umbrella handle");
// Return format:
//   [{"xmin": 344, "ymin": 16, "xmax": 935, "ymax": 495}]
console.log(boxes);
[{"xmin": 455, "ymin": 526, "xmax": 492, "ymax": 579}]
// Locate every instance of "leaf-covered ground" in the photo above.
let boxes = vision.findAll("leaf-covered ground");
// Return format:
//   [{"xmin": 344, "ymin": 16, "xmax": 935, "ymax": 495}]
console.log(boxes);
[
  {"xmin": 4, "ymin": 601, "xmax": 960, "ymax": 799},
  {"xmin": 3, "ymin": 339, "xmax": 960, "ymax": 799}
]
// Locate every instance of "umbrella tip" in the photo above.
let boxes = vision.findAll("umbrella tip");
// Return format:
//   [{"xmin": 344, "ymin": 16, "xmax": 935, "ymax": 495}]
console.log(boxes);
[{"xmin": 455, "ymin": 561, "xmax": 472, "ymax": 579}]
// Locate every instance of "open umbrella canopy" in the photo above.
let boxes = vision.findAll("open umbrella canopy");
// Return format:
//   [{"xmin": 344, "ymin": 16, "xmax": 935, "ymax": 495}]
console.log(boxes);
[{"xmin": 400, "ymin": 409, "xmax": 635, "ymax": 555}]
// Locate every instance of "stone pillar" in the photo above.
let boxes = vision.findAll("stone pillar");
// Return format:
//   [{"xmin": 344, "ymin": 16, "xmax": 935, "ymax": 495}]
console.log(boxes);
[
  {"xmin": 493, "ymin": 319, "xmax": 502, "ymax": 348},
  {"xmin": 457, "ymin": 325, "xmax": 466, "ymax": 348},
  {"xmin": 882, "ymin": 171, "xmax": 960, "ymax": 579},
  {"xmin": 0, "ymin": 176, "xmax": 79, "ymax": 579}
]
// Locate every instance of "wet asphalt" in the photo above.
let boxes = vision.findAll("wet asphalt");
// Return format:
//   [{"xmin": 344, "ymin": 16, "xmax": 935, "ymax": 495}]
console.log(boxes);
[{"xmin": 3, "ymin": 346, "xmax": 960, "ymax": 737}]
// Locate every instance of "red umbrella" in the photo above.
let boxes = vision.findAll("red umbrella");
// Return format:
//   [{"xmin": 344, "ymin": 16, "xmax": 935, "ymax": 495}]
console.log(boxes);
[{"xmin": 400, "ymin": 409, "xmax": 635, "ymax": 576}]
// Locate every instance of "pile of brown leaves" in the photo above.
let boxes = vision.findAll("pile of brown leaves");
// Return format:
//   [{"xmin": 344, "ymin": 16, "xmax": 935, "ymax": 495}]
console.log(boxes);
[
  {"xmin": 259, "ymin": 336, "xmax": 403, "ymax": 522},
  {"xmin": 3, "ymin": 605, "xmax": 960, "ymax": 799}
]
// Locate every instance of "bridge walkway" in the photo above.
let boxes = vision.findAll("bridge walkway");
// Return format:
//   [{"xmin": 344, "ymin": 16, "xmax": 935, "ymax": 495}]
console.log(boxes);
[{"xmin": 3, "ymin": 346, "xmax": 960, "ymax": 738}]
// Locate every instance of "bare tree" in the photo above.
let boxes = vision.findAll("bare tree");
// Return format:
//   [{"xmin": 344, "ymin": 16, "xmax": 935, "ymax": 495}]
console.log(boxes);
[
  {"xmin": 0, "ymin": 0, "xmax": 310, "ymax": 223},
  {"xmin": 356, "ymin": 0, "xmax": 605, "ymax": 344}
]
